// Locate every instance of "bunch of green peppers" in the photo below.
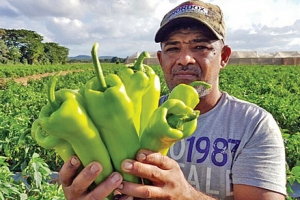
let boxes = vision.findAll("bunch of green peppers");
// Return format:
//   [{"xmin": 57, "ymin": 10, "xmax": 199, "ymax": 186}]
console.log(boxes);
[{"xmin": 30, "ymin": 42, "xmax": 211, "ymax": 199}]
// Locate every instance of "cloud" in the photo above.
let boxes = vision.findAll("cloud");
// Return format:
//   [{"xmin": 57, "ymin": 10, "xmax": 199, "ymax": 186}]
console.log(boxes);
[
  {"xmin": 46, "ymin": 17, "xmax": 90, "ymax": 45},
  {"xmin": 6, "ymin": 0, "xmax": 82, "ymax": 18},
  {"xmin": 0, "ymin": 0, "xmax": 300, "ymax": 57},
  {"xmin": 211, "ymin": 0, "xmax": 300, "ymax": 52},
  {"xmin": 0, "ymin": 5, "xmax": 19, "ymax": 17},
  {"xmin": 214, "ymin": 0, "xmax": 300, "ymax": 29}
]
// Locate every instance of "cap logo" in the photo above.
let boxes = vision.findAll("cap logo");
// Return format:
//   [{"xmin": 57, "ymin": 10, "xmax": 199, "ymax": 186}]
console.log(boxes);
[{"xmin": 168, "ymin": 3, "xmax": 208, "ymax": 20}]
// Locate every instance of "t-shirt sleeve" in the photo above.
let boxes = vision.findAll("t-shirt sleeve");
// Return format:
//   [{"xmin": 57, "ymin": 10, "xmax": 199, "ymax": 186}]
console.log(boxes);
[{"xmin": 231, "ymin": 112, "xmax": 287, "ymax": 195}]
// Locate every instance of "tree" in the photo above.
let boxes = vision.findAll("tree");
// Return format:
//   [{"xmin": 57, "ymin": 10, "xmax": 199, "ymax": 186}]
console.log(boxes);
[
  {"xmin": 44, "ymin": 42, "xmax": 69, "ymax": 64},
  {"xmin": 4, "ymin": 29, "xmax": 44, "ymax": 64},
  {"xmin": 1, "ymin": 28, "xmax": 69, "ymax": 65},
  {"xmin": 111, "ymin": 57, "xmax": 118, "ymax": 63},
  {"xmin": 0, "ymin": 39, "xmax": 9, "ymax": 64},
  {"xmin": 57, "ymin": 45, "xmax": 69, "ymax": 64},
  {"xmin": 44, "ymin": 42, "xmax": 60, "ymax": 64},
  {"xmin": 8, "ymin": 46, "xmax": 21, "ymax": 64}
]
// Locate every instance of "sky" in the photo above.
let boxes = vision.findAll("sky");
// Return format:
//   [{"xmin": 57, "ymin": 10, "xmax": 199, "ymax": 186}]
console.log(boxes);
[{"xmin": 0, "ymin": 0, "xmax": 300, "ymax": 58}]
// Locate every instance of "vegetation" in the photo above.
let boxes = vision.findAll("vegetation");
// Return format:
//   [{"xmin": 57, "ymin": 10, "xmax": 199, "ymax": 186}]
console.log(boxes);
[
  {"xmin": 0, "ymin": 29, "xmax": 69, "ymax": 65},
  {"xmin": 0, "ymin": 63, "xmax": 299, "ymax": 199},
  {"xmin": 0, "ymin": 28, "xmax": 126, "ymax": 66}
]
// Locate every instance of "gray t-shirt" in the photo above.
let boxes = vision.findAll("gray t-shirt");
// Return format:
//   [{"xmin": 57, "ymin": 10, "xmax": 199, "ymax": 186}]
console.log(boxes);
[{"xmin": 160, "ymin": 92, "xmax": 286, "ymax": 199}]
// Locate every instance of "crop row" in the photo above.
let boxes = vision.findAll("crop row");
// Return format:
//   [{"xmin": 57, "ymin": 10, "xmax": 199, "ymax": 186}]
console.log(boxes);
[{"xmin": 0, "ymin": 63, "xmax": 92, "ymax": 78}]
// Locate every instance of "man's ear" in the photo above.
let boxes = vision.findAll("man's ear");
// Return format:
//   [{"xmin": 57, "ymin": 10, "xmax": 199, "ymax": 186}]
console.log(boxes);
[
  {"xmin": 221, "ymin": 45, "xmax": 231, "ymax": 69},
  {"xmin": 157, "ymin": 50, "xmax": 162, "ymax": 66}
]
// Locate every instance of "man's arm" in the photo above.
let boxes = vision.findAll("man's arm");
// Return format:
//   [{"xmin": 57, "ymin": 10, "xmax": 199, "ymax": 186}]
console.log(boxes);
[
  {"xmin": 119, "ymin": 150, "xmax": 286, "ymax": 200},
  {"xmin": 230, "ymin": 112, "xmax": 287, "ymax": 200},
  {"xmin": 117, "ymin": 149, "xmax": 217, "ymax": 200},
  {"xmin": 233, "ymin": 184, "xmax": 285, "ymax": 200}
]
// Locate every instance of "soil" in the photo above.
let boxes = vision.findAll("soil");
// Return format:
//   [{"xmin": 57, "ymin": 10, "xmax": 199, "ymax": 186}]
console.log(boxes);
[{"xmin": 0, "ymin": 70, "xmax": 79, "ymax": 86}]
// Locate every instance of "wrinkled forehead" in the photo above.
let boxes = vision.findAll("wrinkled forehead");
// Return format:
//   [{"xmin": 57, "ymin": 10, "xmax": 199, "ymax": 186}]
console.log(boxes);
[
  {"xmin": 162, "ymin": 27, "xmax": 217, "ymax": 44},
  {"xmin": 161, "ymin": 23, "xmax": 217, "ymax": 43}
]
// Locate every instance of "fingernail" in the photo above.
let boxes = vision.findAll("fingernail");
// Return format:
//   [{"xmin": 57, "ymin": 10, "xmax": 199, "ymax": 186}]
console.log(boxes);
[
  {"xmin": 70, "ymin": 157, "xmax": 78, "ymax": 166},
  {"xmin": 90, "ymin": 164, "xmax": 100, "ymax": 173},
  {"xmin": 111, "ymin": 173, "xmax": 122, "ymax": 183},
  {"xmin": 137, "ymin": 153, "xmax": 146, "ymax": 161},
  {"xmin": 123, "ymin": 161, "xmax": 133, "ymax": 170}
]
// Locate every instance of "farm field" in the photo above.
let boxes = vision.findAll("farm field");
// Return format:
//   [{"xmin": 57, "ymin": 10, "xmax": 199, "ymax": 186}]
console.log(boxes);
[{"xmin": 0, "ymin": 63, "xmax": 299, "ymax": 199}]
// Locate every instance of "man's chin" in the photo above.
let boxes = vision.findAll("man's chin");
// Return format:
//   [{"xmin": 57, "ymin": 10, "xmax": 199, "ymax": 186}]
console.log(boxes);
[
  {"xmin": 196, "ymin": 87, "xmax": 212, "ymax": 98},
  {"xmin": 175, "ymin": 79, "xmax": 196, "ymax": 86}
]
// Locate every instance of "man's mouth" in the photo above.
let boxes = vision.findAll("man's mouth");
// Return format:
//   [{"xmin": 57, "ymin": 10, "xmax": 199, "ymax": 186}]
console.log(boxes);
[{"xmin": 173, "ymin": 71, "xmax": 198, "ymax": 79}]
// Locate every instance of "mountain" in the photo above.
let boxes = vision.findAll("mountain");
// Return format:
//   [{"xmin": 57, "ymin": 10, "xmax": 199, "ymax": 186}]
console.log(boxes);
[{"xmin": 68, "ymin": 55, "xmax": 114, "ymax": 60}]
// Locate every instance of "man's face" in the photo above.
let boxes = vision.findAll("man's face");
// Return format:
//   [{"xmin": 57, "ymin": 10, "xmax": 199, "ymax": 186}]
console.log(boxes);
[{"xmin": 157, "ymin": 28, "xmax": 225, "ymax": 93}]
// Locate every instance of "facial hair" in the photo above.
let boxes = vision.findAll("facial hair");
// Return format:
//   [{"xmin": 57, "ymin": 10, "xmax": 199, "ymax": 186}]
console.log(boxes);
[
  {"xmin": 193, "ymin": 85, "xmax": 212, "ymax": 98},
  {"xmin": 171, "ymin": 65, "xmax": 212, "ymax": 98}
]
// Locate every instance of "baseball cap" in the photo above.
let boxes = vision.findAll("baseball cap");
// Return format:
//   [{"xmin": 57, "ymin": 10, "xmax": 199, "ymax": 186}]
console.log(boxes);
[{"xmin": 154, "ymin": 0, "xmax": 225, "ymax": 43}]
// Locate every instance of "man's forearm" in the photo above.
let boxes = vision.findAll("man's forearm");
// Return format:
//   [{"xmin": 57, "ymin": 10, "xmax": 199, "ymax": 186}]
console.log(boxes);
[{"xmin": 189, "ymin": 185, "xmax": 218, "ymax": 200}]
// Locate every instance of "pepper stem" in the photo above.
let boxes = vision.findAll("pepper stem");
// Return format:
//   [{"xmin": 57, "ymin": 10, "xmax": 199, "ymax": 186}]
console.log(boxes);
[
  {"xmin": 91, "ymin": 43, "xmax": 107, "ymax": 91},
  {"xmin": 167, "ymin": 111, "xmax": 199, "ymax": 129},
  {"xmin": 47, "ymin": 72, "xmax": 60, "ymax": 112},
  {"xmin": 134, "ymin": 51, "xmax": 150, "ymax": 71},
  {"xmin": 189, "ymin": 81, "xmax": 212, "ymax": 89}
]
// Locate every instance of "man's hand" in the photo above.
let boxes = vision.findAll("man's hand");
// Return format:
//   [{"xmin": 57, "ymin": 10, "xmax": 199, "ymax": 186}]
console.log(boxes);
[
  {"xmin": 59, "ymin": 155, "xmax": 123, "ymax": 200},
  {"xmin": 116, "ymin": 149, "xmax": 215, "ymax": 200}
]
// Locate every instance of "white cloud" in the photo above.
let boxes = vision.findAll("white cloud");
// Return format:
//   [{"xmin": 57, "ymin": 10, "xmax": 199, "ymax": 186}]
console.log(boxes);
[
  {"xmin": 213, "ymin": 0, "xmax": 300, "ymax": 29},
  {"xmin": 46, "ymin": 17, "xmax": 90, "ymax": 45},
  {"xmin": 0, "ymin": 0, "xmax": 299, "ymax": 57},
  {"xmin": 6, "ymin": 0, "xmax": 82, "ymax": 18},
  {"xmin": 289, "ymin": 38, "xmax": 300, "ymax": 46}
]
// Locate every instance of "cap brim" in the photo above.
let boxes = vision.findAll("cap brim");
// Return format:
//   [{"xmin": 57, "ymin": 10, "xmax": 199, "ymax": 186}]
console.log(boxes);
[{"xmin": 154, "ymin": 17, "xmax": 222, "ymax": 43}]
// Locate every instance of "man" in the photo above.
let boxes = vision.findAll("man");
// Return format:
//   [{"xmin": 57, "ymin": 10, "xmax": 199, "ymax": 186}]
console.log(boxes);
[{"xmin": 59, "ymin": 1, "xmax": 287, "ymax": 199}]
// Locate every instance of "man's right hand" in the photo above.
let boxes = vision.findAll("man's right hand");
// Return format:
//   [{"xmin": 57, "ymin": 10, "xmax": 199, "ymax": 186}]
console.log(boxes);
[{"xmin": 59, "ymin": 155, "xmax": 123, "ymax": 200}]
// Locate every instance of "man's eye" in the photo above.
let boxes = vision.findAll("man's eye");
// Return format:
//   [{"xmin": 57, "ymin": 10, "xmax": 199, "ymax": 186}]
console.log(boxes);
[
  {"xmin": 195, "ymin": 46, "xmax": 208, "ymax": 50},
  {"xmin": 166, "ymin": 47, "xmax": 179, "ymax": 52}
]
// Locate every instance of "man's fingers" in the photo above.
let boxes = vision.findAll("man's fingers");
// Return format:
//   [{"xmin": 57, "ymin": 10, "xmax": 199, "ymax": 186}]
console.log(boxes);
[
  {"xmin": 136, "ymin": 149, "xmax": 177, "ymax": 170},
  {"xmin": 121, "ymin": 149, "xmax": 181, "ymax": 184},
  {"xmin": 86, "ymin": 172, "xmax": 123, "ymax": 199},
  {"xmin": 59, "ymin": 156, "xmax": 104, "ymax": 197},
  {"xmin": 121, "ymin": 159, "xmax": 164, "ymax": 182},
  {"xmin": 58, "ymin": 156, "xmax": 81, "ymax": 187},
  {"xmin": 71, "ymin": 162, "xmax": 103, "ymax": 193},
  {"xmin": 59, "ymin": 156, "xmax": 124, "ymax": 199},
  {"xmin": 117, "ymin": 181, "xmax": 164, "ymax": 199}
]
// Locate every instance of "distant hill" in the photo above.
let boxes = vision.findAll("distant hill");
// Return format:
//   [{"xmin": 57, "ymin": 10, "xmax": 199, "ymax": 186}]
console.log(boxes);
[{"xmin": 68, "ymin": 55, "xmax": 114, "ymax": 60}]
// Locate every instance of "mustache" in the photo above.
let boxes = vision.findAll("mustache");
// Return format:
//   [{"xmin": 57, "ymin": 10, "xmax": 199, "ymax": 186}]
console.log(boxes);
[{"xmin": 171, "ymin": 65, "xmax": 201, "ymax": 74}]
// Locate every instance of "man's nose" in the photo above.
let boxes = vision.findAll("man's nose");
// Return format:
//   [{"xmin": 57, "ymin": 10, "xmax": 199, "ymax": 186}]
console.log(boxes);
[{"xmin": 176, "ymin": 50, "xmax": 196, "ymax": 66}]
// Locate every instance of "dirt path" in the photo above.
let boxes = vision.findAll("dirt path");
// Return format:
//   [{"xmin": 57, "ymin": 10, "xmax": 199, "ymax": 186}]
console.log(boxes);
[{"xmin": 1, "ymin": 70, "xmax": 80, "ymax": 86}]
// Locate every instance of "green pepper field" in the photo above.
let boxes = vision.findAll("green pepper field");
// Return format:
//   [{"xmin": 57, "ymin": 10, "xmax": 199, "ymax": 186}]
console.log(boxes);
[{"xmin": 0, "ymin": 63, "xmax": 299, "ymax": 199}]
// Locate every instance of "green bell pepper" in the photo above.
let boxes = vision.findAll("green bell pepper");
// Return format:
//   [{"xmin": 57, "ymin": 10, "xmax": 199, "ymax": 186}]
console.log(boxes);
[
  {"xmin": 140, "ymin": 82, "xmax": 209, "ymax": 155},
  {"xmin": 117, "ymin": 51, "xmax": 160, "ymax": 134},
  {"xmin": 140, "ymin": 98, "xmax": 199, "ymax": 155},
  {"xmin": 169, "ymin": 81, "xmax": 212, "ymax": 108},
  {"xmin": 31, "ymin": 73, "xmax": 113, "ymax": 185},
  {"xmin": 31, "ymin": 119, "xmax": 74, "ymax": 162},
  {"xmin": 83, "ymin": 43, "xmax": 141, "ymax": 183}
]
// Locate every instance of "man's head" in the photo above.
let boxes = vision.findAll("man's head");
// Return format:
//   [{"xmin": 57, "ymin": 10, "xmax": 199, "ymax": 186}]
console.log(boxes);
[
  {"xmin": 155, "ymin": 0, "xmax": 226, "ymax": 43},
  {"xmin": 155, "ymin": 0, "xmax": 231, "ymax": 99}
]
